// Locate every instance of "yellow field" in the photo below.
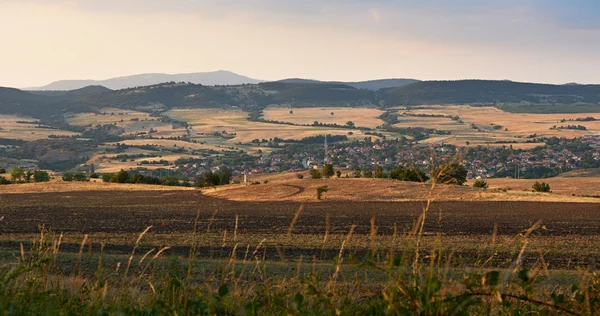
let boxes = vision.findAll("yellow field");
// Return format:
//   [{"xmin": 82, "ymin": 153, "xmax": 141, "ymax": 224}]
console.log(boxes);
[
  {"xmin": 165, "ymin": 108, "xmax": 374, "ymax": 143},
  {"xmin": 91, "ymin": 153, "xmax": 198, "ymax": 173},
  {"xmin": 262, "ymin": 107, "xmax": 385, "ymax": 129},
  {"xmin": 0, "ymin": 115, "xmax": 78, "ymax": 141},
  {"xmin": 66, "ymin": 108, "xmax": 153, "ymax": 126},
  {"xmin": 393, "ymin": 106, "xmax": 600, "ymax": 147}
]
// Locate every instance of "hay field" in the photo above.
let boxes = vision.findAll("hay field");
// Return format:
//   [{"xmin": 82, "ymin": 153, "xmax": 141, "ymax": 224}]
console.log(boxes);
[
  {"xmin": 66, "ymin": 108, "xmax": 153, "ymax": 126},
  {"xmin": 262, "ymin": 107, "xmax": 385, "ymax": 129},
  {"xmin": 390, "ymin": 106, "xmax": 600, "ymax": 147},
  {"xmin": 91, "ymin": 153, "xmax": 197, "ymax": 173},
  {"xmin": 0, "ymin": 115, "xmax": 78, "ymax": 141},
  {"xmin": 406, "ymin": 106, "xmax": 600, "ymax": 137},
  {"xmin": 67, "ymin": 108, "xmax": 188, "ymax": 138},
  {"xmin": 0, "ymin": 181, "xmax": 196, "ymax": 194},
  {"xmin": 205, "ymin": 177, "xmax": 600, "ymax": 203},
  {"xmin": 165, "ymin": 108, "xmax": 372, "ymax": 143},
  {"xmin": 481, "ymin": 177, "xmax": 600, "ymax": 197}
]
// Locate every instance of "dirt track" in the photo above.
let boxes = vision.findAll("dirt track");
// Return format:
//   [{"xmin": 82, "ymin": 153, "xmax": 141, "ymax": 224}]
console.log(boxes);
[{"xmin": 1, "ymin": 190, "xmax": 600, "ymax": 236}]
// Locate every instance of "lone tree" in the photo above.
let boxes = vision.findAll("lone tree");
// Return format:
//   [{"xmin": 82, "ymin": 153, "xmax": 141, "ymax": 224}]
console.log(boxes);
[
  {"xmin": 10, "ymin": 167, "xmax": 25, "ymax": 182},
  {"xmin": 33, "ymin": 170, "xmax": 50, "ymax": 183},
  {"xmin": 309, "ymin": 169, "xmax": 322, "ymax": 179},
  {"xmin": 322, "ymin": 164, "xmax": 335, "ymax": 178},
  {"xmin": 316, "ymin": 185, "xmax": 329, "ymax": 200},
  {"xmin": 434, "ymin": 162, "xmax": 468, "ymax": 185},
  {"xmin": 532, "ymin": 181, "xmax": 551, "ymax": 193}
]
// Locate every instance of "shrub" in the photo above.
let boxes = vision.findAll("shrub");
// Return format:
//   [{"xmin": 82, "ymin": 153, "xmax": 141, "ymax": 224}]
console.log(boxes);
[
  {"xmin": 73, "ymin": 173, "xmax": 89, "ymax": 182},
  {"xmin": 433, "ymin": 163, "xmax": 467, "ymax": 185},
  {"xmin": 62, "ymin": 173, "xmax": 74, "ymax": 182},
  {"xmin": 102, "ymin": 174, "xmax": 112, "ymax": 183},
  {"xmin": 10, "ymin": 167, "xmax": 25, "ymax": 182},
  {"xmin": 263, "ymin": 180, "xmax": 269, "ymax": 184},
  {"xmin": 90, "ymin": 173, "xmax": 100, "ymax": 179},
  {"xmin": 336, "ymin": 170, "xmax": 342, "ymax": 178},
  {"xmin": 322, "ymin": 164, "xmax": 334, "ymax": 178},
  {"xmin": 297, "ymin": 174, "xmax": 304, "ymax": 179},
  {"xmin": 316, "ymin": 185, "xmax": 329, "ymax": 200},
  {"xmin": 0, "ymin": 168, "xmax": 6, "ymax": 174},
  {"xmin": 309, "ymin": 169, "xmax": 322, "ymax": 179},
  {"xmin": 33, "ymin": 170, "xmax": 50, "ymax": 183},
  {"xmin": 473, "ymin": 179, "xmax": 488, "ymax": 188},
  {"xmin": 0, "ymin": 176, "xmax": 11, "ymax": 185},
  {"xmin": 533, "ymin": 181, "xmax": 551, "ymax": 193}
]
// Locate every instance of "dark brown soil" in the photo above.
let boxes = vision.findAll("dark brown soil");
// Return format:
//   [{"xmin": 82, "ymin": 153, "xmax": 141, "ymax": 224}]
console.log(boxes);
[{"xmin": 1, "ymin": 190, "xmax": 599, "ymax": 236}]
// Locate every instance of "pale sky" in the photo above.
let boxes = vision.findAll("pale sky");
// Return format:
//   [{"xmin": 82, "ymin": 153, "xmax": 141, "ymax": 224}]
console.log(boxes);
[{"xmin": 1, "ymin": 0, "xmax": 599, "ymax": 88}]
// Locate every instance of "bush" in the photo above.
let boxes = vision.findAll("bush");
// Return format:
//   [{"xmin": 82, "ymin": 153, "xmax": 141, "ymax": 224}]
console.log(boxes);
[
  {"xmin": 473, "ymin": 179, "xmax": 488, "ymax": 188},
  {"xmin": 296, "ymin": 174, "xmax": 304, "ymax": 179},
  {"xmin": 433, "ymin": 163, "xmax": 467, "ymax": 185},
  {"xmin": 316, "ymin": 185, "xmax": 329, "ymax": 200},
  {"xmin": 73, "ymin": 173, "xmax": 89, "ymax": 182},
  {"xmin": 322, "ymin": 164, "xmax": 334, "ymax": 178},
  {"xmin": 90, "ymin": 173, "xmax": 100, "ymax": 179},
  {"xmin": 33, "ymin": 170, "xmax": 50, "ymax": 183},
  {"xmin": 309, "ymin": 169, "xmax": 322, "ymax": 179},
  {"xmin": 0, "ymin": 176, "xmax": 11, "ymax": 185},
  {"xmin": 0, "ymin": 168, "xmax": 6, "ymax": 174},
  {"xmin": 62, "ymin": 173, "xmax": 74, "ymax": 182},
  {"xmin": 102, "ymin": 174, "xmax": 112, "ymax": 183},
  {"xmin": 532, "ymin": 181, "xmax": 551, "ymax": 192}
]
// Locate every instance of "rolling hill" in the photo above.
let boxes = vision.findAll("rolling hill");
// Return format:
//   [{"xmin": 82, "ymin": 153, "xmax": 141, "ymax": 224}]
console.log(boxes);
[
  {"xmin": 278, "ymin": 78, "xmax": 419, "ymax": 90},
  {"xmin": 380, "ymin": 80, "xmax": 600, "ymax": 107},
  {"xmin": 29, "ymin": 70, "xmax": 263, "ymax": 90}
]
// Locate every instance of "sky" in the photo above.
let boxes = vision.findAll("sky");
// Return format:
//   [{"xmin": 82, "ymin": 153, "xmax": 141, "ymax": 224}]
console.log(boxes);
[{"xmin": 1, "ymin": 0, "xmax": 599, "ymax": 88}]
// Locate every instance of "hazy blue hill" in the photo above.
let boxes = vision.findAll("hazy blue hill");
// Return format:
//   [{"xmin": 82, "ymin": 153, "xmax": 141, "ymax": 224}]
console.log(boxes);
[{"xmin": 30, "ymin": 70, "xmax": 263, "ymax": 90}]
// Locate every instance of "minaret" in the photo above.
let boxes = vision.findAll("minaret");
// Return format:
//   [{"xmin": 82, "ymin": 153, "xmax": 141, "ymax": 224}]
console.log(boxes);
[{"xmin": 324, "ymin": 135, "xmax": 329, "ymax": 163}]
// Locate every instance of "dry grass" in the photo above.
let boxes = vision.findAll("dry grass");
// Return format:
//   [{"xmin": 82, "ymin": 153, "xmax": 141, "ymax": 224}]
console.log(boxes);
[
  {"xmin": 165, "ymin": 108, "xmax": 373, "ymax": 144},
  {"xmin": 262, "ymin": 107, "xmax": 385, "ymax": 129},
  {"xmin": 91, "ymin": 153, "xmax": 197, "ymax": 173},
  {"xmin": 66, "ymin": 108, "xmax": 153, "ymax": 126},
  {"xmin": 481, "ymin": 177, "xmax": 600, "ymax": 197},
  {"xmin": 205, "ymin": 176, "xmax": 600, "ymax": 203},
  {"xmin": 0, "ymin": 181, "xmax": 196, "ymax": 194},
  {"xmin": 0, "ymin": 115, "xmax": 78, "ymax": 141},
  {"xmin": 394, "ymin": 106, "xmax": 600, "ymax": 147}
]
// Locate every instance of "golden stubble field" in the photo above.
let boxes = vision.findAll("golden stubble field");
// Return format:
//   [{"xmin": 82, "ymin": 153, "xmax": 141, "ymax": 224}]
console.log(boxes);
[
  {"xmin": 0, "ymin": 115, "xmax": 78, "ymax": 141},
  {"xmin": 262, "ymin": 107, "xmax": 385, "ymax": 129},
  {"xmin": 391, "ymin": 105, "xmax": 600, "ymax": 148},
  {"xmin": 204, "ymin": 175, "xmax": 600, "ymax": 203},
  {"xmin": 164, "ymin": 108, "xmax": 375, "ymax": 143}
]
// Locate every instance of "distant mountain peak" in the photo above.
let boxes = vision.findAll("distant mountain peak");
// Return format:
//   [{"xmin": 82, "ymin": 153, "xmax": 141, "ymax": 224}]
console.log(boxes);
[{"xmin": 29, "ymin": 71, "xmax": 263, "ymax": 91}]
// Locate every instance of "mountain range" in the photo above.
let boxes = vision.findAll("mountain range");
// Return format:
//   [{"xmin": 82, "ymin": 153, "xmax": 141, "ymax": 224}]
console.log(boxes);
[
  {"xmin": 3, "ymin": 79, "xmax": 600, "ymax": 123},
  {"xmin": 28, "ymin": 71, "xmax": 419, "ymax": 91},
  {"xmin": 28, "ymin": 70, "xmax": 263, "ymax": 91}
]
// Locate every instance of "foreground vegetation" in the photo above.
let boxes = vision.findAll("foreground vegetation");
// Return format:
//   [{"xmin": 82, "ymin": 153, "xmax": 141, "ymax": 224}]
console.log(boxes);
[{"xmin": 0, "ymin": 181, "xmax": 599, "ymax": 314}]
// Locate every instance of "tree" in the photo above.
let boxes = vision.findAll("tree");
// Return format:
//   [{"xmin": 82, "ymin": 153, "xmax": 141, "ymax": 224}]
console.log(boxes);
[
  {"xmin": 24, "ymin": 171, "xmax": 34, "ymax": 182},
  {"xmin": 33, "ymin": 170, "xmax": 50, "ymax": 183},
  {"xmin": 362, "ymin": 170, "xmax": 373, "ymax": 178},
  {"xmin": 322, "ymin": 164, "xmax": 334, "ymax": 178},
  {"xmin": 473, "ymin": 179, "xmax": 488, "ymax": 189},
  {"xmin": 374, "ymin": 165, "xmax": 386, "ymax": 178},
  {"xmin": 73, "ymin": 173, "xmax": 89, "ymax": 182},
  {"xmin": 0, "ymin": 168, "xmax": 6, "ymax": 174},
  {"xmin": 316, "ymin": 185, "xmax": 329, "ymax": 200},
  {"xmin": 111, "ymin": 170, "xmax": 130, "ymax": 183},
  {"xmin": 389, "ymin": 166, "xmax": 428, "ymax": 182},
  {"xmin": 336, "ymin": 170, "xmax": 342, "ymax": 178},
  {"xmin": 63, "ymin": 173, "xmax": 75, "ymax": 182},
  {"xmin": 434, "ymin": 163, "xmax": 467, "ymax": 185},
  {"xmin": 309, "ymin": 169, "xmax": 322, "ymax": 179},
  {"xmin": 290, "ymin": 110, "xmax": 293, "ymax": 115},
  {"xmin": 532, "ymin": 181, "xmax": 551, "ymax": 193},
  {"xmin": 346, "ymin": 121, "xmax": 355, "ymax": 128},
  {"xmin": 11, "ymin": 167, "xmax": 25, "ymax": 182}
]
